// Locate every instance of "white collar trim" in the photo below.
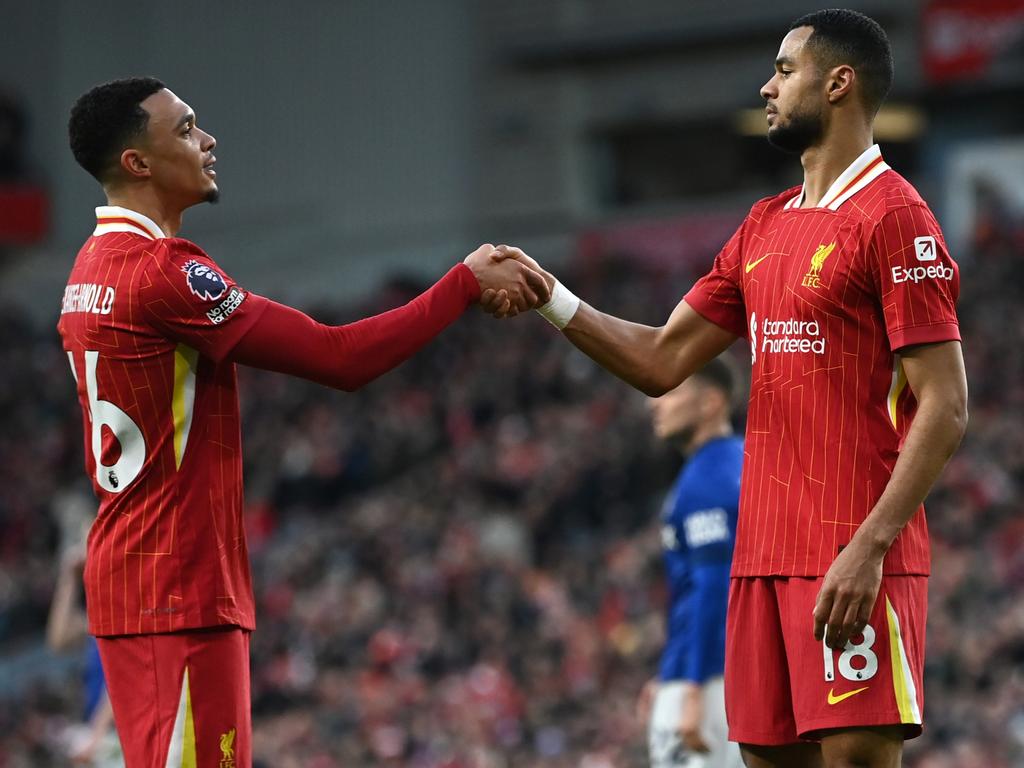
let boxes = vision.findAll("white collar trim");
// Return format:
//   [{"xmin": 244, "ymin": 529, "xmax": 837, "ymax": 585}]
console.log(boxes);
[
  {"xmin": 783, "ymin": 145, "xmax": 890, "ymax": 211},
  {"xmin": 93, "ymin": 206, "xmax": 167, "ymax": 240}
]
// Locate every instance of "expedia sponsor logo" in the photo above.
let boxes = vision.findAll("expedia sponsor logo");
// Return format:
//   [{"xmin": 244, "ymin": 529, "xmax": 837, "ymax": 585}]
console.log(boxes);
[
  {"xmin": 891, "ymin": 263, "xmax": 954, "ymax": 284},
  {"xmin": 751, "ymin": 312, "xmax": 826, "ymax": 361},
  {"xmin": 914, "ymin": 235, "xmax": 936, "ymax": 261},
  {"xmin": 206, "ymin": 287, "xmax": 245, "ymax": 324}
]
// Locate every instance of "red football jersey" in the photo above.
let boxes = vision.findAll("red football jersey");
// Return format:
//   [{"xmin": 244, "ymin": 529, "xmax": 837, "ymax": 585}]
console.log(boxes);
[
  {"xmin": 58, "ymin": 206, "xmax": 269, "ymax": 635},
  {"xmin": 685, "ymin": 146, "xmax": 960, "ymax": 577}
]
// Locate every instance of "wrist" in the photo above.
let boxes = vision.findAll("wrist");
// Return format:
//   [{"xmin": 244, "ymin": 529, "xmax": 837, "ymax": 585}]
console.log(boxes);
[
  {"xmin": 536, "ymin": 279, "xmax": 580, "ymax": 329},
  {"xmin": 850, "ymin": 523, "xmax": 894, "ymax": 560},
  {"xmin": 452, "ymin": 262, "xmax": 482, "ymax": 303}
]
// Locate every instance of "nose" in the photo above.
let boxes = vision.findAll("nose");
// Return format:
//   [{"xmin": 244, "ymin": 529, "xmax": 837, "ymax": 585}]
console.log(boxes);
[
  {"xmin": 760, "ymin": 76, "xmax": 777, "ymax": 101},
  {"xmin": 200, "ymin": 129, "xmax": 216, "ymax": 151}
]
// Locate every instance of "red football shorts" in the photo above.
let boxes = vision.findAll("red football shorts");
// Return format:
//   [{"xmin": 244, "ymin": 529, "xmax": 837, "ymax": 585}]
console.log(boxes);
[
  {"xmin": 725, "ymin": 576, "xmax": 926, "ymax": 745},
  {"xmin": 97, "ymin": 627, "xmax": 251, "ymax": 768}
]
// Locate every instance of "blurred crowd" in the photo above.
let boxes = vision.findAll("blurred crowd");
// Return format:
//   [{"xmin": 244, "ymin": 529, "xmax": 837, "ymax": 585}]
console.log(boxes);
[{"xmin": 1, "ymin": 194, "xmax": 1023, "ymax": 766}]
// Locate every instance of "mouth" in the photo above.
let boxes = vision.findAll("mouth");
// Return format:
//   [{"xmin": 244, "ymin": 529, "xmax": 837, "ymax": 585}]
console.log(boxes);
[{"xmin": 203, "ymin": 155, "xmax": 217, "ymax": 178}]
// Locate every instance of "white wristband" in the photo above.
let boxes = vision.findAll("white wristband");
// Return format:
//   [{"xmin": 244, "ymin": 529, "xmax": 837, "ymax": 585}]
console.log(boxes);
[{"xmin": 536, "ymin": 280, "xmax": 580, "ymax": 330}]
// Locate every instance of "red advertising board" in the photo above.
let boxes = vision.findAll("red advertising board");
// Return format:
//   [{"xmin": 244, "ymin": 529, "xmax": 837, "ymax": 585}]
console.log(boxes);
[{"xmin": 923, "ymin": 0, "xmax": 1024, "ymax": 84}]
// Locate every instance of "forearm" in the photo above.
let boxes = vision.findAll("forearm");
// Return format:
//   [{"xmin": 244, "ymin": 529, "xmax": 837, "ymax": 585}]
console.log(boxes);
[
  {"xmin": 562, "ymin": 304, "xmax": 670, "ymax": 395},
  {"xmin": 855, "ymin": 395, "xmax": 967, "ymax": 555},
  {"xmin": 559, "ymin": 299, "xmax": 736, "ymax": 397},
  {"xmin": 230, "ymin": 264, "xmax": 479, "ymax": 390}
]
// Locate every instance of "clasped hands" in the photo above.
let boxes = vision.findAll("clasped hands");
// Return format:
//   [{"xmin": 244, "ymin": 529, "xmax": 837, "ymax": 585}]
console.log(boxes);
[{"xmin": 463, "ymin": 244, "xmax": 554, "ymax": 318}]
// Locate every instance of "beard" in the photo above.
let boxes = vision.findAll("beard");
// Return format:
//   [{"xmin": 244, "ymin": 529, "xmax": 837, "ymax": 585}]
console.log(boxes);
[
  {"xmin": 767, "ymin": 104, "xmax": 824, "ymax": 154},
  {"xmin": 204, "ymin": 186, "xmax": 220, "ymax": 204}
]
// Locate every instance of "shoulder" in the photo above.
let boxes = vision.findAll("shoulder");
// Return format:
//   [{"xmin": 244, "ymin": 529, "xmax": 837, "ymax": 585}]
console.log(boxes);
[
  {"xmin": 856, "ymin": 171, "xmax": 935, "ymax": 226},
  {"xmin": 140, "ymin": 238, "xmax": 233, "ymax": 303},
  {"xmin": 146, "ymin": 237, "xmax": 216, "ymax": 267},
  {"xmin": 746, "ymin": 187, "xmax": 800, "ymax": 224}
]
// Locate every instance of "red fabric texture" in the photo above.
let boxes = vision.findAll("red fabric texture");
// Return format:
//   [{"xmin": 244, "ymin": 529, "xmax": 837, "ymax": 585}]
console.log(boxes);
[
  {"xmin": 230, "ymin": 264, "xmax": 479, "ymax": 391},
  {"xmin": 59, "ymin": 233, "xmax": 259, "ymax": 636},
  {"xmin": 725, "ymin": 576, "xmax": 927, "ymax": 745},
  {"xmin": 98, "ymin": 628, "xmax": 252, "ymax": 768},
  {"xmin": 683, "ymin": 169, "xmax": 959, "ymax": 577}
]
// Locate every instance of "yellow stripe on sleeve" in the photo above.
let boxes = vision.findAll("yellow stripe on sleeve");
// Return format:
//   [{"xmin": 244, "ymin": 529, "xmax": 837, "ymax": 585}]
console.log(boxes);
[{"xmin": 886, "ymin": 360, "xmax": 908, "ymax": 431}]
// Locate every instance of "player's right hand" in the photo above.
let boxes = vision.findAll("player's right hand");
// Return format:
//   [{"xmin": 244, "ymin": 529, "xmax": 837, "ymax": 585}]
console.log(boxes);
[
  {"xmin": 464, "ymin": 243, "xmax": 550, "ymax": 317},
  {"xmin": 490, "ymin": 245, "xmax": 556, "ymax": 293}
]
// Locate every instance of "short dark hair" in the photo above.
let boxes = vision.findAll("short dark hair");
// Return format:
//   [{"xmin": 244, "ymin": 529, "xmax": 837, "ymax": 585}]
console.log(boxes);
[
  {"xmin": 790, "ymin": 9, "xmax": 893, "ymax": 116},
  {"xmin": 68, "ymin": 77, "xmax": 165, "ymax": 183},
  {"xmin": 692, "ymin": 356, "xmax": 736, "ymax": 406}
]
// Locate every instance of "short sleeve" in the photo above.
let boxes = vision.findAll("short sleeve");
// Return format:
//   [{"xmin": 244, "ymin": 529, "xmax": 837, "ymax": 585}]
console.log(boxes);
[
  {"xmin": 867, "ymin": 204, "xmax": 960, "ymax": 351},
  {"xmin": 138, "ymin": 239, "xmax": 269, "ymax": 362},
  {"xmin": 683, "ymin": 221, "xmax": 748, "ymax": 339}
]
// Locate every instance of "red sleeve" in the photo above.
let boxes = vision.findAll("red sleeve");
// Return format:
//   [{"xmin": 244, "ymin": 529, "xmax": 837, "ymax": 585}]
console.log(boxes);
[
  {"xmin": 228, "ymin": 264, "xmax": 479, "ymax": 391},
  {"xmin": 867, "ymin": 204, "xmax": 960, "ymax": 351},
  {"xmin": 138, "ymin": 238, "xmax": 269, "ymax": 362},
  {"xmin": 683, "ymin": 220, "xmax": 748, "ymax": 339}
]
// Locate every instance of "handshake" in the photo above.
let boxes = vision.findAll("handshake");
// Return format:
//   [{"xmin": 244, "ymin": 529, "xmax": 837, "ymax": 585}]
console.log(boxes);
[{"xmin": 463, "ymin": 243, "xmax": 555, "ymax": 319}]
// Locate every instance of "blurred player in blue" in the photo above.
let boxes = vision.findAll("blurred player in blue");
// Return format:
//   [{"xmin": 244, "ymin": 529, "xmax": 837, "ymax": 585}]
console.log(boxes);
[{"xmin": 640, "ymin": 357, "xmax": 744, "ymax": 768}]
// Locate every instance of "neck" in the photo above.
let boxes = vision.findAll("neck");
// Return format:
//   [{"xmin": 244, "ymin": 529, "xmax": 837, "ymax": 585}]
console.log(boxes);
[
  {"xmin": 682, "ymin": 419, "xmax": 732, "ymax": 457},
  {"xmin": 105, "ymin": 187, "xmax": 184, "ymax": 237},
  {"xmin": 798, "ymin": 122, "xmax": 874, "ymax": 208}
]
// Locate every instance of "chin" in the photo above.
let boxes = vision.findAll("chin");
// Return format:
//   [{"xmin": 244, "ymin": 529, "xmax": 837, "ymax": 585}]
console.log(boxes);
[{"xmin": 203, "ymin": 185, "xmax": 221, "ymax": 204}]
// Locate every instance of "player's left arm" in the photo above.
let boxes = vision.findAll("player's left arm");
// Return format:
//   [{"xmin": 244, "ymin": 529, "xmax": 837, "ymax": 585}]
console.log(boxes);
[{"xmin": 813, "ymin": 340, "xmax": 968, "ymax": 650}]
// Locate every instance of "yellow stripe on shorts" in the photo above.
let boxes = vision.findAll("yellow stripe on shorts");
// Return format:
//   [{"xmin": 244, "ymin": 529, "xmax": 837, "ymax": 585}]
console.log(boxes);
[{"xmin": 885, "ymin": 596, "xmax": 921, "ymax": 724}]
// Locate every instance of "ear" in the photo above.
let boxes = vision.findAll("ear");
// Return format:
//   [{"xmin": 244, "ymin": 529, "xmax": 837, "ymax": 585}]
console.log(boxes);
[
  {"xmin": 120, "ymin": 148, "xmax": 152, "ymax": 180},
  {"xmin": 826, "ymin": 64, "xmax": 856, "ymax": 105}
]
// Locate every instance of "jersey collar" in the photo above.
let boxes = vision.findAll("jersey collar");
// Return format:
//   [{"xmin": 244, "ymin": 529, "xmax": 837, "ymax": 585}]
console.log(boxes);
[
  {"xmin": 783, "ymin": 144, "xmax": 890, "ymax": 211},
  {"xmin": 93, "ymin": 206, "xmax": 167, "ymax": 240}
]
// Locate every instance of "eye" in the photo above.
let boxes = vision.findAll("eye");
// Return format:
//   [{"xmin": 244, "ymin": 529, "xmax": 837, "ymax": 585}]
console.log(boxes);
[{"xmin": 780, "ymin": 70, "xmax": 793, "ymax": 78}]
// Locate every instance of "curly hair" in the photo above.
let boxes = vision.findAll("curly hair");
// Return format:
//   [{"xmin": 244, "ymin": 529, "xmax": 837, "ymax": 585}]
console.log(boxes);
[
  {"xmin": 790, "ymin": 9, "xmax": 893, "ymax": 116},
  {"xmin": 68, "ymin": 77, "xmax": 165, "ymax": 183}
]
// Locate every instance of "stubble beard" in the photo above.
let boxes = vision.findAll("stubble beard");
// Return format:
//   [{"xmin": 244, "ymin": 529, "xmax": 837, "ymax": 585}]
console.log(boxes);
[{"xmin": 766, "ymin": 104, "xmax": 824, "ymax": 155}]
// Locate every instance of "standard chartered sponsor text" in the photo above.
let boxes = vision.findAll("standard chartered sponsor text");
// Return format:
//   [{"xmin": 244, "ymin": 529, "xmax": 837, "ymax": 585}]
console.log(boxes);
[{"xmin": 760, "ymin": 317, "xmax": 826, "ymax": 355}]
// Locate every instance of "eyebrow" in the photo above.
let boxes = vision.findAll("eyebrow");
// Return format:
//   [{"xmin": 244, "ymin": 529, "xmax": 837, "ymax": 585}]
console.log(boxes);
[{"xmin": 776, "ymin": 56, "xmax": 797, "ymax": 68}]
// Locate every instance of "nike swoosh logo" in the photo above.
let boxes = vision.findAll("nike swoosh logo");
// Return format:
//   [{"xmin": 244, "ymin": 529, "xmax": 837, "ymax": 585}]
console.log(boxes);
[
  {"xmin": 827, "ymin": 686, "xmax": 869, "ymax": 705},
  {"xmin": 745, "ymin": 255, "xmax": 770, "ymax": 273}
]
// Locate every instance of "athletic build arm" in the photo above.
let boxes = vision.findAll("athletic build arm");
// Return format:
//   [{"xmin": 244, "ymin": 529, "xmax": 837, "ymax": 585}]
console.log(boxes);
[
  {"xmin": 813, "ymin": 340, "xmax": 968, "ymax": 650},
  {"xmin": 485, "ymin": 247, "xmax": 737, "ymax": 395},
  {"xmin": 230, "ymin": 245, "xmax": 549, "ymax": 390}
]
